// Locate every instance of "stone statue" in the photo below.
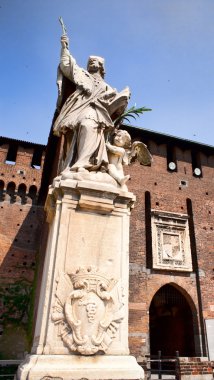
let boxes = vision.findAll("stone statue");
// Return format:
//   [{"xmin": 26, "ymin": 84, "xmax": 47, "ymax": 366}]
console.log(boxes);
[
  {"xmin": 106, "ymin": 129, "xmax": 153, "ymax": 190},
  {"xmin": 106, "ymin": 130, "xmax": 131, "ymax": 188},
  {"xmin": 16, "ymin": 22, "xmax": 146, "ymax": 380},
  {"xmin": 53, "ymin": 34, "xmax": 130, "ymax": 177}
]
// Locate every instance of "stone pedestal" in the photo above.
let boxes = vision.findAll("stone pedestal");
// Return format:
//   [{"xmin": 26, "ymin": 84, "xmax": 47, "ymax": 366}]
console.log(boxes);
[
  {"xmin": 17, "ymin": 355, "xmax": 143, "ymax": 380},
  {"xmin": 17, "ymin": 179, "xmax": 144, "ymax": 380}
]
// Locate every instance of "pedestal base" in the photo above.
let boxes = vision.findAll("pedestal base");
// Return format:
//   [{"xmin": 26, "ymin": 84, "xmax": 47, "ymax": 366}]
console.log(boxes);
[{"xmin": 17, "ymin": 355, "xmax": 144, "ymax": 380}]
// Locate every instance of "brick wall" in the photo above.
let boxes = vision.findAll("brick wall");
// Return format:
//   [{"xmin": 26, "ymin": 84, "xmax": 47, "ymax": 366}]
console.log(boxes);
[
  {"xmin": 124, "ymin": 128, "xmax": 214, "ymax": 360},
  {"xmin": 179, "ymin": 357, "xmax": 213, "ymax": 378},
  {"xmin": 0, "ymin": 137, "xmax": 46, "ymax": 359},
  {"xmin": 1, "ymin": 128, "xmax": 214, "ymax": 364},
  {"xmin": 41, "ymin": 127, "xmax": 214, "ymax": 361},
  {"xmin": 140, "ymin": 357, "xmax": 214, "ymax": 379}
]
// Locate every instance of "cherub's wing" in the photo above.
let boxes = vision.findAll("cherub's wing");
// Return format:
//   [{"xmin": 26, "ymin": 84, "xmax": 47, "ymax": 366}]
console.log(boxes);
[{"xmin": 129, "ymin": 141, "xmax": 153, "ymax": 166}]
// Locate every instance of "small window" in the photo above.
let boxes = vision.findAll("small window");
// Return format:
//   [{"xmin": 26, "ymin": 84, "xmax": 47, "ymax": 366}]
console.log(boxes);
[
  {"xmin": 17, "ymin": 169, "xmax": 25, "ymax": 175},
  {"xmin": 180, "ymin": 180, "xmax": 188, "ymax": 187}
]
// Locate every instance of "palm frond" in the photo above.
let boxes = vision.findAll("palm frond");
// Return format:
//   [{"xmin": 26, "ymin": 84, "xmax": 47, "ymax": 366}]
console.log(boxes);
[{"xmin": 114, "ymin": 105, "xmax": 152, "ymax": 126}]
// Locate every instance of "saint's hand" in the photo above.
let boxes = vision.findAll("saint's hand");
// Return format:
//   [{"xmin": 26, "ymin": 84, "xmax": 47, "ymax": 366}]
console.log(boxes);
[{"xmin": 61, "ymin": 35, "xmax": 69, "ymax": 49}]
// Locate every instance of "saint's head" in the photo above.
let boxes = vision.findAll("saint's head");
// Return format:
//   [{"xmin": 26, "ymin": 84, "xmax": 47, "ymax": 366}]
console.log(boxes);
[{"xmin": 87, "ymin": 56, "xmax": 105, "ymax": 78}]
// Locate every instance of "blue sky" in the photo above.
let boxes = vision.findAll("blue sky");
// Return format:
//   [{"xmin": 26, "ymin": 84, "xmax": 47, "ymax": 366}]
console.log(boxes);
[{"xmin": 1, "ymin": 0, "xmax": 214, "ymax": 146}]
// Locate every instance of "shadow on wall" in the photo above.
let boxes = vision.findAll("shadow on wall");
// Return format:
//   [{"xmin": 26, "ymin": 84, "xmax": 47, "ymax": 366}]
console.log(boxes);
[{"xmin": 0, "ymin": 194, "xmax": 46, "ymax": 359}]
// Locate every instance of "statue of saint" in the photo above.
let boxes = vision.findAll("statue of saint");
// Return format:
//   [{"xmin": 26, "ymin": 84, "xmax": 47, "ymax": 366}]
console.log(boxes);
[{"xmin": 53, "ymin": 34, "xmax": 130, "ymax": 174}]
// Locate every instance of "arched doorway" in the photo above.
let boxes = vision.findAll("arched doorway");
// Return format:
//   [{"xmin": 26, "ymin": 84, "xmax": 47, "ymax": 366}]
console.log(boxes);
[{"xmin": 149, "ymin": 284, "xmax": 196, "ymax": 356}]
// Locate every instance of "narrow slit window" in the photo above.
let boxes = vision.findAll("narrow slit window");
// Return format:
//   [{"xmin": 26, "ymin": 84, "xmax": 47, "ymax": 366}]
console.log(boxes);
[
  {"xmin": 191, "ymin": 151, "xmax": 202, "ymax": 177},
  {"xmin": 167, "ymin": 145, "xmax": 177, "ymax": 172},
  {"xmin": 5, "ymin": 144, "xmax": 18, "ymax": 165},
  {"xmin": 31, "ymin": 148, "xmax": 43, "ymax": 169}
]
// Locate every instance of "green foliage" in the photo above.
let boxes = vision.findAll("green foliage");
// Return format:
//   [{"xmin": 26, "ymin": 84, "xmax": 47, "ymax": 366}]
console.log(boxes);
[
  {"xmin": 0, "ymin": 280, "xmax": 32, "ymax": 326},
  {"xmin": 114, "ymin": 105, "xmax": 152, "ymax": 127},
  {"xmin": 0, "ymin": 324, "xmax": 29, "ymax": 359},
  {"xmin": 0, "ymin": 252, "xmax": 40, "ymax": 356}
]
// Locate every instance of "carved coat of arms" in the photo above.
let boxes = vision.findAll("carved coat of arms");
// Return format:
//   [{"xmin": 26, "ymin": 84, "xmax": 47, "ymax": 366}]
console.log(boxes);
[{"xmin": 52, "ymin": 266, "xmax": 124, "ymax": 355}]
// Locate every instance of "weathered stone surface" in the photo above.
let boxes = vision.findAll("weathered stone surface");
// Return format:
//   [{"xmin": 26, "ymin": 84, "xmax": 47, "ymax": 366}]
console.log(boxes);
[
  {"xmin": 31, "ymin": 181, "xmax": 134, "ymax": 356},
  {"xmin": 54, "ymin": 34, "xmax": 130, "ymax": 177},
  {"xmin": 17, "ymin": 355, "xmax": 144, "ymax": 380},
  {"xmin": 17, "ymin": 181, "xmax": 143, "ymax": 379},
  {"xmin": 151, "ymin": 210, "xmax": 192, "ymax": 272}
]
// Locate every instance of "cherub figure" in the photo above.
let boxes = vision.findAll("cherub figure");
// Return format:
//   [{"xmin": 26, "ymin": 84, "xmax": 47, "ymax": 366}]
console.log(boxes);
[
  {"xmin": 106, "ymin": 129, "xmax": 153, "ymax": 190},
  {"xmin": 106, "ymin": 130, "xmax": 131, "ymax": 188}
]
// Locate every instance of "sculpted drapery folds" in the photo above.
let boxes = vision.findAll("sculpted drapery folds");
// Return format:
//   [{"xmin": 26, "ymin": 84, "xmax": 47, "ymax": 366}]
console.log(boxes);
[{"xmin": 53, "ymin": 35, "xmax": 130, "ymax": 174}]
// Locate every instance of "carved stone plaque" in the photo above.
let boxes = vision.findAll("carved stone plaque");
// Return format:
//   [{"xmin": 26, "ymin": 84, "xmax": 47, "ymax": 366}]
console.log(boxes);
[
  {"xmin": 151, "ymin": 210, "xmax": 192, "ymax": 271},
  {"xmin": 52, "ymin": 266, "xmax": 124, "ymax": 355}
]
